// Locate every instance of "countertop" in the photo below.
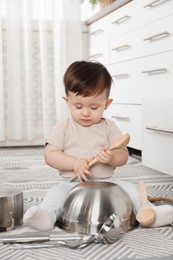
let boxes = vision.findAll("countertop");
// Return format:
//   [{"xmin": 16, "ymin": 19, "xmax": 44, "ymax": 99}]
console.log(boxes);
[{"xmin": 85, "ymin": 0, "xmax": 132, "ymax": 25}]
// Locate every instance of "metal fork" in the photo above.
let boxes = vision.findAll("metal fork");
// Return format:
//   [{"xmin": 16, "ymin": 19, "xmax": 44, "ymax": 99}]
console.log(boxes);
[{"xmin": 9, "ymin": 235, "xmax": 94, "ymax": 250}]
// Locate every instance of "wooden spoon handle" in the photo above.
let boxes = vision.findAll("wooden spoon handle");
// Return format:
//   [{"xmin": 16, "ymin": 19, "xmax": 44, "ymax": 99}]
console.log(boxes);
[
  {"xmin": 148, "ymin": 196, "xmax": 173, "ymax": 203},
  {"xmin": 109, "ymin": 133, "xmax": 130, "ymax": 151},
  {"xmin": 88, "ymin": 133, "xmax": 130, "ymax": 167},
  {"xmin": 70, "ymin": 133, "xmax": 130, "ymax": 182},
  {"xmin": 138, "ymin": 181, "xmax": 149, "ymax": 208}
]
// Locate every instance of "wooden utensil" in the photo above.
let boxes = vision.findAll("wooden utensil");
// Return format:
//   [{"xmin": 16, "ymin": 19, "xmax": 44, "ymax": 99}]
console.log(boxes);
[
  {"xmin": 136, "ymin": 181, "xmax": 156, "ymax": 226},
  {"xmin": 70, "ymin": 133, "xmax": 130, "ymax": 182},
  {"xmin": 148, "ymin": 196, "xmax": 173, "ymax": 203}
]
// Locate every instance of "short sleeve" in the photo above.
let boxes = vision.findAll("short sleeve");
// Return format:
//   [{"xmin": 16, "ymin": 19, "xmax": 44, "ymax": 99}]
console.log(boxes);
[
  {"xmin": 105, "ymin": 119, "xmax": 123, "ymax": 146},
  {"xmin": 45, "ymin": 119, "xmax": 67, "ymax": 149}
]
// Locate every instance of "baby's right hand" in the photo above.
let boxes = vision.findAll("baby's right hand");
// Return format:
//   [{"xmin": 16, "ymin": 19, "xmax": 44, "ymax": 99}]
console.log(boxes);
[{"xmin": 73, "ymin": 158, "xmax": 92, "ymax": 182}]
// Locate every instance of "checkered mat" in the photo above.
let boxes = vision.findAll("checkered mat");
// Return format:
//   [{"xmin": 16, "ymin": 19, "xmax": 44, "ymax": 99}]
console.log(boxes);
[{"xmin": 0, "ymin": 147, "xmax": 173, "ymax": 260}]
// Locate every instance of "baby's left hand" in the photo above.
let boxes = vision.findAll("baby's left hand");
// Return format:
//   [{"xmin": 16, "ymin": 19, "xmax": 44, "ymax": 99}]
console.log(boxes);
[{"xmin": 95, "ymin": 148, "xmax": 113, "ymax": 164}]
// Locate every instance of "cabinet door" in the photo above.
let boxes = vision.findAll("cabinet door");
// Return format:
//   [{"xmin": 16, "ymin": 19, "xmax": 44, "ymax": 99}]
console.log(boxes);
[{"xmin": 142, "ymin": 99, "xmax": 173, "ymax": 176}]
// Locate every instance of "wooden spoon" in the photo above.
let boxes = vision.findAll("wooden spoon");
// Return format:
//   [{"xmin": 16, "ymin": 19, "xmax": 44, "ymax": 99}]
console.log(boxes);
[
  {"xmin": 136, "ymin": 181, "xmax": 156, "ymax": 226},
  {"xmin": 70, "ymin": 133, "xmax": 130, "ymax": 182}
]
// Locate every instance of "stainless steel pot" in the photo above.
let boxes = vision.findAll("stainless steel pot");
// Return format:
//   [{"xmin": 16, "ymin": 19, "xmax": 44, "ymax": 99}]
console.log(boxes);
[
  {"xmin": 0, "ymin": 187, "xmax": 23, "ymax": 231},
  {"xmin": 57, "ymin": 182, "xmax": 136, "ymax": 236}
]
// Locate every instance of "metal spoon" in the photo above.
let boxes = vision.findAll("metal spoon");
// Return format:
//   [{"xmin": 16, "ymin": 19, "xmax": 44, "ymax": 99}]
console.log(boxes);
[
  {"xmin": 9, "ymin": 235, "xmax": 93, "ymax": 250},
  {"xmin": 136, "ymin": 181, "xmax": 156, "ymax": 226}
]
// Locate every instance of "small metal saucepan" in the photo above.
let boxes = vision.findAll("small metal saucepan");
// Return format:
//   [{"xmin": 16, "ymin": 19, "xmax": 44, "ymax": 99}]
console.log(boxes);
[{"xmin": 0, "ymin": 187, "xmax": 23, "ymax": 232}]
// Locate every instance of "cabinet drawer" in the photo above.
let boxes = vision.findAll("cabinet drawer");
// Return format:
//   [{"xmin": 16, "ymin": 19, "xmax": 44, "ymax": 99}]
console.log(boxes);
[
  {"xmin": 141, "ymin": 0, "xmax": 173, "ymax": 23},
  {"xmin": 107, "ymin": 62, "xmax": 142, "ymax": 104},
  {"xmin": 104, "ymin": 104, "xmax": 142, "ymax": 150},
  {"xmin": 139, "ymin": 51, "xmax": 173, "ymax": 100},
  {"xmin": 88, "ymin": 16, "xmax": 109, "ymax": 64},
  {"xmin": 88, "ymin": 15, "xmax": 109, "ymax": 48},
  {"xmin": 110, "ymin": 0, "xmax": 173, "ymax": 39},
  {"xmin": 142, "ymin": 99, "xmax": 173, "ymax": 176},
  {"xmin": 137, "ymin": 15, "xmax": 173, "ymax": 57},
  {"xmin": 110, "ymin": 0, "xmax": 140, "ymax": 39},
  {"xmin": 107, "ymin": 51, "xmax": 173, "ymax": 104},
  {"xmin": 89, "ymin": 47, "xmax": 109, "ymax": 64},
  {"xmin": 110, "ymin": 15, "xmax": 173, "ymax": 64}
]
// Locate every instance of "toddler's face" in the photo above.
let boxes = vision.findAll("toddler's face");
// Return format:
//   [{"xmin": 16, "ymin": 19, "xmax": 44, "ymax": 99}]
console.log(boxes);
[{"xmin": 65, "ymin": 90, "xmax": 112, "ymax": 127}]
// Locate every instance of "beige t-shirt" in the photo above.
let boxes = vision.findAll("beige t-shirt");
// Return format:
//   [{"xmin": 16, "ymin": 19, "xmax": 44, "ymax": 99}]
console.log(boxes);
[{"xmin": 46, "ymin": 117, "xmax": 123, "ymax": 178}]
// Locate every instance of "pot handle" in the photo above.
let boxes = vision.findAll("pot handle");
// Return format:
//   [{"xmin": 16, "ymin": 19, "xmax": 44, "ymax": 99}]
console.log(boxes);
[
  {"xmin": 0, "ymin": 211, "xmax": 15, "ymax": 232},
  {"xmin": 147, "ymin": 196, "xmax": 173, "ymax": 203}
]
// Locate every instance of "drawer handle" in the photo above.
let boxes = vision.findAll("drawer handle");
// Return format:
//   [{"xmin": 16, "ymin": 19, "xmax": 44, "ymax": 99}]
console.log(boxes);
[
  {"xmin": 112, "ymin": 15, "xmax": 131, "ymax": 25},
  {"xmin": 112, "ymin": 44, "xmax": 130, "ymax": 52},
  {"xmin": 112, "ymin": 116, "xmax": 130, "ymax": 120},
  {"xmin": 146, "ymin": 127, "xmax": 173, "ymax": 135},
  {"xmin": 142, "ymin": 68, "xmax": 167, "ymax": 75},
  {"xmin": 89, "ymin": 53, "xmax": 103, "ymax": 59},
  {"xmin": 89, "ymin": 29, "xmax": 103, "ymax": 36},
  {"xmin": 112, "ymin": 73, "xmax": 129, "ymax": 79},
  {"xmin": 144, "ymin": 0, "xmax": 165, "ymax": 8},
  {"xmin": 143, "ymin": 31, "xmax": 170, "ymax": 41}
]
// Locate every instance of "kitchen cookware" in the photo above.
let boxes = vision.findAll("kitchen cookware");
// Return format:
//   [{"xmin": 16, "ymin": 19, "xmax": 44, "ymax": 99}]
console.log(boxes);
[
  {"xmin": 70, "ymin": 133, "xmax": 130, "ymax": 181},
  {"xmin": 0, "ymin": 188, "xmax": 23, "ymax": 232},
  {"xmin": 5, "ymin": 214, "xmax": 131, "ymax": 249},
  {"xmin": 2, "ymin": 232, "xmax": 93, "ymax": 249},
  {"xmin": 3, "ymin": 212, "xmax": 134, "ymax": 248},
  {"xmin": 9, "ymin": 239, "xmax": 92, "ymax": 250},
  {"xmin": 148, "ymin": 196, "xmax": 173, "ymax": 204},
  {"xmin": 136, "ymin": 181, "xmax": 156, "ymax": 226},
  {"xmin": 57, "ymin": 181, "xmax": 136, "ymax": 239}
]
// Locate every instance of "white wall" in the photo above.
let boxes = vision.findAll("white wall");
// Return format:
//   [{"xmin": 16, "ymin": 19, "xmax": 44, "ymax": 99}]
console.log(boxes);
[{"xmin": 80, "ymin": 1, "xmax": 100, "ymax": 21}]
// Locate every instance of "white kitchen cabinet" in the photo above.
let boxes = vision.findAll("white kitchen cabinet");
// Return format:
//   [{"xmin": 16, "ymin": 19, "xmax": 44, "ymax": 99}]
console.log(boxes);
[
  {"xmin": 104, "ymin": 103, "xmax": 141, "ymax": 150},
  {"xmin": 87, "ymin": 0, "xmax": 173, "ymax": 174},
  {"xmin": 107, "ymin": 51, "xmax": 173, "ymax": 104},
  {"xmin": 109, "ymin": 0, "xmax": 173, "ymax": 39},
  {"xmin": 107, "ymin": 61, "xmax": 142, "ymax": 104},
  {"xmin": 110, "ymin": 15, "xmax": 173, "ymax": 64},
  {"xmin": 139, "ymin": 51, "xmax": 173, "ymax": 101},
  {"xmin": 109, "ymin": 0, "xmax": 140, "ymax": 39},
  {"xmin": 88, "ymin": 15, "xmax": 110, "ymax": 64},
  {"xmin": 142, "ymin": 99, "xmax": 173, "ymax": 176},
  {"xmin": 140, "ymin": 0, "xmax": 173, "ymax": 23}
]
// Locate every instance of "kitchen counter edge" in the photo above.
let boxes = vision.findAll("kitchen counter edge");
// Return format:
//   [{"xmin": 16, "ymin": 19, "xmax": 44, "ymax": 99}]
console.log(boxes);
[{"xmin": 85, "ymin": 0, "xmax": 133, "ymax": 25}]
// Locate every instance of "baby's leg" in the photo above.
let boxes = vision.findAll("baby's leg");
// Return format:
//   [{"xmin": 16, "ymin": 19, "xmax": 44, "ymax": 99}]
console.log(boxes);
[
  {"xmin": 148, "ymin": 204, "xmax": 173, "ymax": 227},
  {"xmin": 116, "ymin": 181, "xmax": 150, "ymax": 215},
  {"xmin": 23, "ymin": 205, "xmax": 54, "ymax": 231},
  {"xmin": 116, "ymin": 181, "xmax": 173, "ymax": 227},
  {"xmin": 23, "ymin": 182, "xmax": 77, "ymax": 231}
]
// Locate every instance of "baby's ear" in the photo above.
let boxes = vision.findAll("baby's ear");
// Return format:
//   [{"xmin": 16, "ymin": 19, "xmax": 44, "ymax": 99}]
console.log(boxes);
[
  {"xmin": 105, "ymin": 98, "xmax": 113, "ymax": 110},
  {"xmin": 62, "ymin": 96, "xmax": 68, "ymax": 102}
]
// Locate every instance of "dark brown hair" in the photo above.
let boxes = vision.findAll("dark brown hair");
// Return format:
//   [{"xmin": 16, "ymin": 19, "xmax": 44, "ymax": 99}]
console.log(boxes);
[{"xmin": 63, "ymin": 61, "xmax": 112, "ymax": 97}]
